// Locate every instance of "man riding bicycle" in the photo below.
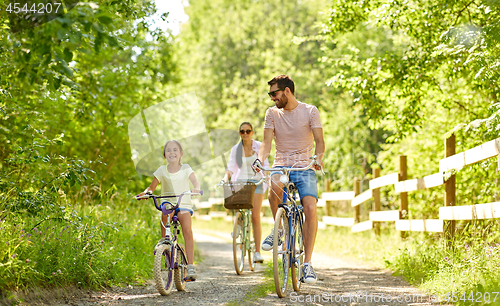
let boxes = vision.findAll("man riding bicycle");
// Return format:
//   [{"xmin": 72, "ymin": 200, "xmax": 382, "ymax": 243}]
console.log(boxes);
[{"xmin": 257, "ymin": 74, "xmax": 325, "ymax": 284}]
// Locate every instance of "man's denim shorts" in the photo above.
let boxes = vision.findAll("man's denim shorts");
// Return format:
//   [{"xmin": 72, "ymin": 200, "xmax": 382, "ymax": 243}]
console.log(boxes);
[{"xmin": 270, "ymin": 167, "xmax": 318, "ymax": 200}]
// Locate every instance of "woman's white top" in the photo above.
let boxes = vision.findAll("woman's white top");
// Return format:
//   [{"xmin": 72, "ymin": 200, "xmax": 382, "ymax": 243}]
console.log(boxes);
[
  {"xmin": 226, "ymin": 139, "xmax": 269, "ymax": 191},
  {"xmin": 238, "ymin": 153, "xmax": 259, "ymax": 180}
]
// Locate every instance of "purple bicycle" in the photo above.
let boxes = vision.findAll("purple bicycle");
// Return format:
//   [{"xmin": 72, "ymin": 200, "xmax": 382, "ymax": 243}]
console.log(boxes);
[{"xmin": 136, "ymin": 190, "xmax": 203, "ymax": 296}]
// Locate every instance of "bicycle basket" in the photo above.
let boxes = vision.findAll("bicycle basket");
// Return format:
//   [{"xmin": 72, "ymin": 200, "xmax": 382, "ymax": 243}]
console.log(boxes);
[{"xmin": 223, "ymin": 182, "xmax": 256, "ymax": 210}]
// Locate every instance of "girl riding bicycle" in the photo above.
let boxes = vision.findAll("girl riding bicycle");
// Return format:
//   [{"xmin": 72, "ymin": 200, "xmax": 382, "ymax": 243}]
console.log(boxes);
[{"xmin": 137, "ymin": 140, "xmax": 201, "ymax": 281}]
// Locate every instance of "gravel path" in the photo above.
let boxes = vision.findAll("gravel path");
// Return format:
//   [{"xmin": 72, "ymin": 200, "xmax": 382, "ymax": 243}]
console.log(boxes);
[{"xmin": 8, "ymin": 231, "xmax": 443, "ymax": 306}]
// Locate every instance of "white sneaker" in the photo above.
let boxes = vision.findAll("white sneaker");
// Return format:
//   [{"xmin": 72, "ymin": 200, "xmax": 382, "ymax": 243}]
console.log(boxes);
[
  {"xmin": 261, "ymin": 230, "xmax": 283, "ymax": 251},
  {"xmin": 186, "ymin": 264, "xmax": 197, "ymax": 281},
  {"xmin": 261, "ymin": 232, "xmax": 274, "ymax": 251},
  {"xmin": 254, "ymin": 252, "xmax": 264, "ymax": 263},
  {"xmin": 302, "ymin": 263, "xmax": 317, "ymax": 284}
]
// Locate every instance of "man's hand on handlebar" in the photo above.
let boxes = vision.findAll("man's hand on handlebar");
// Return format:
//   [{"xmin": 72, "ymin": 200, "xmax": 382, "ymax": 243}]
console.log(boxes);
[
  {"xmin": 314, "ymin": 159, "xmax": 324, "ymax": 171},
  {"xmin": 252, "ymin": 159, "xmax": 263, "ymax": 173}
]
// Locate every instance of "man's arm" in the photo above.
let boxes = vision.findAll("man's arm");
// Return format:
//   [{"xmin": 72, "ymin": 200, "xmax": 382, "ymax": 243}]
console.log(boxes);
[
  {"xmin": 312, "ymin": 128, "xmax": 325, "ymax": 169},
  {"xmin": 258, "ymin": 128, "xmax": 274, "ymax": 166}
]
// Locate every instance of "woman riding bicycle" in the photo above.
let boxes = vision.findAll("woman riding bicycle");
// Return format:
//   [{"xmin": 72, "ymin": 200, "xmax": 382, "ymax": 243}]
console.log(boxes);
[{"xmin": 222, "ymin": 122, "xmax": 269, "ymax": 264}]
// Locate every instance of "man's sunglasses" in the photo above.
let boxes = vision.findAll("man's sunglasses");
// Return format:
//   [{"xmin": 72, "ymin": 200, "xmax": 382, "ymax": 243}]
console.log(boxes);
[
  {"xmin": 240, "ymin": 129, "xmax": 252, "ymax": 134},
  {"xmin": 268, "ymin": 88, "xmax": 284, "ymax": 97}
]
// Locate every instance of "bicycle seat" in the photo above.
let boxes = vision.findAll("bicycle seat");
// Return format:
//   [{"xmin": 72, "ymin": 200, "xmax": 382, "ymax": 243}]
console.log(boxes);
[
  {"xmin": 161, "ymin": 201, "xmax": 175, "ymax": 215},
  {"xmin": 288, "ymin": 183, "xmax": 298, "ymax": 193}
]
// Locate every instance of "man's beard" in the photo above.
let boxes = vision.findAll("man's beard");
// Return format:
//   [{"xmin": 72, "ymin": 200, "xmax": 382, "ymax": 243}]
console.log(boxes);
[{"xmin": 276, "ymin": 95, "xmax": 288, "ymax": 109}]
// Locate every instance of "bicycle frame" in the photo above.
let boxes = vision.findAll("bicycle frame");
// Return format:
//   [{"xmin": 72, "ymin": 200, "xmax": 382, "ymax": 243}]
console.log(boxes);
[
  {"xmin": 137, "ymin": 191, "xmax": 202, "ymax": 286},
  {"xmin": 232, "ymin": 207, "xmax": 256, "ymax": 274},
  {"xmin": 238, "ymin": 208, "xmax": 253, "ymax": 252},
  {"xmin": 279, "ymin": 179, "xmax": 304, "ymax": 281},
  {"xmin": 215, "ymin": 181, "xmax": 260, "ymax": 274},
  {"xmin": 252, "ymin": 156, "xmax": 320, "ymax": 297}
]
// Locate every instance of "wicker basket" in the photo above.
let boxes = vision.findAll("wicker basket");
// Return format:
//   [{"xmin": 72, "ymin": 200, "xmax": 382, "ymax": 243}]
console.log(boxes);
[{"xmin": 223, "ymin": 182, "xmax": 256, "ymax": 210}]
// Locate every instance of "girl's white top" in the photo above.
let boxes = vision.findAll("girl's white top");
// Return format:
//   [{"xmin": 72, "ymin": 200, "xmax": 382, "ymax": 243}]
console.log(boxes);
[{"xmin": 153, "ymin": 164, "xmax": 194, "ymax": 209}]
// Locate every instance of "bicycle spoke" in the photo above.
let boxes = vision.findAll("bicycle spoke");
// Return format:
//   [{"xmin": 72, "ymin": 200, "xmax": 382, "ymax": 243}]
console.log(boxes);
[
  {"xmin": 273, "ymin": 208, "xmax": 290, "ymax": 298},
  {"xmin": 233, "ymin": 212, "xmax": 245, "ymax": 275},
  {"xmin": 174, "ymin": 244, "xmax": 188, "ymax": 290},
  {"xmin": 154, "ymin": 244, "xmax": 174, "ymax": 295},
  {"xmin": 291, "ymin": 212, "xmax": 305, "ymax": 291}
]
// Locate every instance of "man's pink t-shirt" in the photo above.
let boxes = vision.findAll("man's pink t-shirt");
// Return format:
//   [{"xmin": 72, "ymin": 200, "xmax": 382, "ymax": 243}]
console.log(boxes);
[{"xmin": 264, "ymin": 101, "xmax": 322, "ymax": 167}]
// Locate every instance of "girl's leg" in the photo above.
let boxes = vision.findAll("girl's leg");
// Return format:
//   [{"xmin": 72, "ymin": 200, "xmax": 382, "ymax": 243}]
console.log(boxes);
[
  {"xmin": 161, "ymin": 213, "xmax": 169, "ymax": 238},
  {"xmin": 252, "ymin": 193, "xmax": 264, "ymax": 252},
  {"xmin": 177, "ymin": 211, "xmax": 194, "ymax": 264}
]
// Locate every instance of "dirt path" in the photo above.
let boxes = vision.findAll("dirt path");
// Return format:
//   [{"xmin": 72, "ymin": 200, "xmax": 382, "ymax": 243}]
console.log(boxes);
[{"xmin": 15, "ymin": 232, "xmax": 441, "ymax": 306}]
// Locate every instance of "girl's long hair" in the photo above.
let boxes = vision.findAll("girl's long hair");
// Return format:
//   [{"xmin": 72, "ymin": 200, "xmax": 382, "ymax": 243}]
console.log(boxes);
[
  {"xmin": 236, "ymin": 122, "xmax": 253, "ymax": 168},
  {"xmin": 163, "ymin": 140, "xmax": 183, "ymax": 166}
]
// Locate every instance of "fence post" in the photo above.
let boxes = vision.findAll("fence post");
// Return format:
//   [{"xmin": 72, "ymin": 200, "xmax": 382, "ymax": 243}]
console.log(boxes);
[
  {"xmin": 399, "ymin": 155, "xmax": 408, "ymax": 238},
  {"xmin": 353, "ymin": 178, "xmax": 360, "ymax": 223},
  {"xmin": 445, "ymin": 134, "xmax": 456, "ymax": 241},
  {"xmin": 324, "ymin": 178, "xmax": 332, "ymax": 216},
  {"xmin": 372, "ymin": 168, "xmax": 381, "ymax": 235}
]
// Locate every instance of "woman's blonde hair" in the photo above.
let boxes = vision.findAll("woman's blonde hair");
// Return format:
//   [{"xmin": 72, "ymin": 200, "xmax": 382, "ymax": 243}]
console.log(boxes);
[{"xmin": 163, "ymin": 140, "xmax": 183, "ymax": 165}]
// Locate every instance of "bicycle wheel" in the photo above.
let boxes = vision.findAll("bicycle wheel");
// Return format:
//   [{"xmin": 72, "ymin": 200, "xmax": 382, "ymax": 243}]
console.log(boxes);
[
  {"xmin": 273, "ymin": 207, "xmax": 290, "ymax": 298},
  {"xmin": 247, "ymin": 214, "xmax": 255, "ymax": 271},
  {"xmin": 291, "ymin": 211, "xmax": 305, "ymax": 291},
  {"xmin": 174, "ymin": 244, "xmax": 188, "ymax": 291},
  {"xmin": 153, "ymin": 243, "xmax": 174, "ymax": 295},
  {"xmin": 232, "ymin": 211, "xmax": 245, "ymax": 275}
]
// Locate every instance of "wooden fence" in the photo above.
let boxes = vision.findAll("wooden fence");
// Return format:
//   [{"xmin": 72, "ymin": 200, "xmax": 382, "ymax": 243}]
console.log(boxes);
[{"xmin": 193, "ymin": 134, "xmax": 500, "ymax": 236}]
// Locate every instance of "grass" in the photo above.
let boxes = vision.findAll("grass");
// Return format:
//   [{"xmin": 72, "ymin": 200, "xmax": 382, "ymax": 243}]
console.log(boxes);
[
  {"xmin": 314, "ymin": 225, "xmax": 404, "ymax": 266},
  {"xmin": 0, "ymin": 191, "xmax": 203, "ymax": 303},
  {"xmin": 4, "ymin": 197, "xmax": 499, "ymax": 306},
  {"xmin": 195, "ymin": 216, "xmax": 500, "ymax": 306},
  {"xmin": 226, "ymin": 261, "xmax": 275, "ymax": 306},
  {"xmin": 384, "ymin": 233, "xmax": 500, "ymax": 305}
]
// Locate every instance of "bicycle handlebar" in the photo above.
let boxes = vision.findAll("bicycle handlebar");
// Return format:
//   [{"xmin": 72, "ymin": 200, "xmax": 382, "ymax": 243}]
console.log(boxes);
[
  {"xmin": 252, "ymin": 155, "xmax": 324, "ymax": 175},
  {"xmin": 136, "ymin": 190, "xmax": 203, "ymax": 212}
]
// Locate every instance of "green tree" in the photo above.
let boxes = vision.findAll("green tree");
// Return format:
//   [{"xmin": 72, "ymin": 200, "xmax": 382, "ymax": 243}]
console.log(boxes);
[
  {"xmin": 0, "ymin": 0, "xmax": 180, "ymax": 204},
  {"xmin": 176, "ymin": 0, "xmax": 388, "ymax": 191},
  {"xmin": 322, "ymin": 0, "xmax": 500, "ymax": 214}
]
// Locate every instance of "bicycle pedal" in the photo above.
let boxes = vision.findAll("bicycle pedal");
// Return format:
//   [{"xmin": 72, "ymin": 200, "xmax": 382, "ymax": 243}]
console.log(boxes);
[{"xmin": 185, "ymin": 277, "xmax": 196, "ymax": 282}]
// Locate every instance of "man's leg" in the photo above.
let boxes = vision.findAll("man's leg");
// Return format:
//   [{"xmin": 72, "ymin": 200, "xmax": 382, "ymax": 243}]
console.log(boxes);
[
  {"xmin": 301, "ymin": 195, "xmax": 318, "ymax": 264},
  {"xmin": 262, "ymin": 173, "xmax": 283, "ymax": 251},
  {"xmin": 292, "ymin": 169, "xmax": 318, "ymax": 284},
  {"xmin": 268, "ymin": 173, "xmax": 283, "ymax": 218}
]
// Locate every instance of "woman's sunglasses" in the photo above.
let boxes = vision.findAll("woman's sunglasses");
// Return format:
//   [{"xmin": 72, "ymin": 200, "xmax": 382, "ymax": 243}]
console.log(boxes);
[{"xmin": 240, "ymin": 129, "xmax": 252, "ymax": 134}]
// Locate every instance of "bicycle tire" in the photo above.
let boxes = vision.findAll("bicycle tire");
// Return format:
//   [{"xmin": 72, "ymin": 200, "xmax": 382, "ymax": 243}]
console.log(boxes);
[
  {"xmin": 154, "ymin": 243, "xmax": 174, "ymax": 295},
  {"xmin": 291, "ymin": 210, "xmax": 305, "ymax": 291},
  {"xmin": 233, "ymin": 211, "xmax": 245, "ymax": 275},
  {"xmin": 273, "ymin": 207, "xmax": 290, "ymax": 298},
  {"xmin": 174, "ymin": 244, "xmax": 188, "ymax": 291},
  {"xmin": 247, "ymin": 214, "xmax": 255, "ymax": 271}
]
